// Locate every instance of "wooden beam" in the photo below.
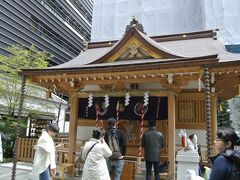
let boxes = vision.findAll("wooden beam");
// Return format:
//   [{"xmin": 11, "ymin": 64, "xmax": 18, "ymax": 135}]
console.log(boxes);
[
  {"xmin": 168, "ymin": 93, "xmax": 176, "ymax": 179},
  {"xmin": 68, "ymin": 94, "xmax": 79, "ymax": 165},
  {"xmin": 176, "ymin": 123, "xmax": 205, "ymax": 129}
]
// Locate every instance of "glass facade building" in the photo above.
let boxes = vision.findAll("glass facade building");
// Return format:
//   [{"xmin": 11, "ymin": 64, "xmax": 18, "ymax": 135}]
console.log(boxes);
[{"xmin": 0, "ymin": 0, "xmax": 93, "ymax": 66}]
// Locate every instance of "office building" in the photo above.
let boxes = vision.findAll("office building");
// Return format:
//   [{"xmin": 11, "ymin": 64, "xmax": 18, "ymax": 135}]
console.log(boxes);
[{"xmin": 0, "ymin": 0, "xmax": 93, "ymax": 66}]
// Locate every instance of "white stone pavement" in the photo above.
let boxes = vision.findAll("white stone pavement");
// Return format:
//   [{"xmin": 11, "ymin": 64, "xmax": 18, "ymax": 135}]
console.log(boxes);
[{"xmin": 0, "ymin": 162, "xmax": 146, "ymax": 180}]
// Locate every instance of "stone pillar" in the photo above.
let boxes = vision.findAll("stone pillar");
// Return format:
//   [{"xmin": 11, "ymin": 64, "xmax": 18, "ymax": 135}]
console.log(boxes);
[{"xmin": 176, "ymin": 150, "xmax": 200, "ymax": 180}]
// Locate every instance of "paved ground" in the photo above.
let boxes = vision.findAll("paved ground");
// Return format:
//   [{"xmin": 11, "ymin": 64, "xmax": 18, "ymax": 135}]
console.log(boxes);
[{"xmin": 0, "ymin": 162, "xmax": 146, "ymax": 180}]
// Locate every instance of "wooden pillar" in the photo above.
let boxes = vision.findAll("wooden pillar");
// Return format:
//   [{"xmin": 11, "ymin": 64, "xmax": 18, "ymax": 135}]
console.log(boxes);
[
  {"xmin": 168, "ymin": 93, "xmax": 176, "ymax": 179},
  {"xmin": 68, "ymin": 94, "xmax": 79, "ymax": 164},
  {"xmin": 210, "ymin": 94, "xmax": 217, "ymax": 155}
]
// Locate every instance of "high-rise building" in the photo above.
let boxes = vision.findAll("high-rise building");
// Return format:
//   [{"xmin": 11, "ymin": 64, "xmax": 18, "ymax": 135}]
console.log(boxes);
[{"xmin": 0, "ymin": 0, "xmax": 93, "ymax": 66}]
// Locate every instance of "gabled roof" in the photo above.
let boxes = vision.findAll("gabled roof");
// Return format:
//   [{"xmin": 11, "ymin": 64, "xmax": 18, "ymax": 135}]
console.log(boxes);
[
  {"xmin": 42, "ymin": 27, "xmax": 240, "ymax": 71},
  {"xmin": 89, "ymin": 28, "xmax": 184, "ymax": 64}
]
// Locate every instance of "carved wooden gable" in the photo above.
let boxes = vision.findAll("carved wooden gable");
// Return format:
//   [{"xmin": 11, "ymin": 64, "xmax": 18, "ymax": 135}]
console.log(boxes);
[
  {"xmin": 107, "ymin": 36, "xmax": 163, "ymax": 62},
  {"xmin": 91, "ymin": 18, "xmax": 183, "ymax": 64}
]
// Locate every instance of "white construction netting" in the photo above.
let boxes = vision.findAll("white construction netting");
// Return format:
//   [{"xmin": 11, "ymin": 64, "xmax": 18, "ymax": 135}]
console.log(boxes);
[{"xmin": 91, "ymin": 0, "xmax": 240, "ymax": 45}]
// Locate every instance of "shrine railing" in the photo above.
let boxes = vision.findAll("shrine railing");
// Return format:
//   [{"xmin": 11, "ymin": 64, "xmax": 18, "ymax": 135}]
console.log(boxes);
[
  {"xmin": 17, "ymin": 138, "xmax": 37, "ymax": 162},
  {"xmin": 17, "ymin": 137, "xmax": 69, "ymax": 162}
]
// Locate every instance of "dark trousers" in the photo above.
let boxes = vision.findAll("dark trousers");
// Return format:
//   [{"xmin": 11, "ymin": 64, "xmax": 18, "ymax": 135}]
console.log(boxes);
[{"xmin": 146, "ymin": 161, "xmax": 160, "ymax": 180}]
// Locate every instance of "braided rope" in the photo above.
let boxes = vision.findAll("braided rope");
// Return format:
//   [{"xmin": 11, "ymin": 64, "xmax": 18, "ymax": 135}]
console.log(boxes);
[
  {"xmin": 138, "ymin": 105, "xmax": 144, "ymax": 157},
  {"xmin": 116, "ymin": 110, "xmax": 119, "ymax": 127},
  {"xmin": 95, "ymin": 107, "xmax": 99, "ymax": 128},
  {"xmin": 11, "ymin": 75, "xmax": 27, "ymax": 180},
  {"xmin": 204, "ymin": 64, "xmax": 212, "ymax": 163}
]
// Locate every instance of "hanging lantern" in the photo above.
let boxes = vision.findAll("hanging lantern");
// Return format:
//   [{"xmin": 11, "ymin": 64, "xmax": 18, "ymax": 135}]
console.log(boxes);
[
  {"xmin": 217, "ymin": 102, "xmax": 223, "ymax": 112},
  {"xmin": 238, "ymin": 84, "xmax": 240, "ymax": 97},
  {"xmin": 198, "ymin": 78, "xmax": 201, "ymax": 92},
  {"xmin": 219, "ymin": 104, "xmax": 223, "ymax": 112},
  {"xmin": 198, "ymin": 68, "xmax": 204, "ymax": 92},
  {"xmin": 46, "ymin": 86, "xmax": 52, "ymax": 99}
]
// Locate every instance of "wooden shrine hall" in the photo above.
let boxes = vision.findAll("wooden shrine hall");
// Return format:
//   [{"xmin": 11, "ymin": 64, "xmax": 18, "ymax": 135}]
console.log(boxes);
[{"xmin": 19, "ymin": 18, "xmax": 240, "ymax": 179}]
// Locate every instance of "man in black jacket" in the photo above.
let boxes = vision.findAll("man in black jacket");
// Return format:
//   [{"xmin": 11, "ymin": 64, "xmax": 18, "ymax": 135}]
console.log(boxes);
[
  {"xmin": 141, "ymin": 120, "xmax": 164, "ymax": 180},
  {"xmin": 105, "ymin": 117, "xmax": 127, "ymax": 180}
]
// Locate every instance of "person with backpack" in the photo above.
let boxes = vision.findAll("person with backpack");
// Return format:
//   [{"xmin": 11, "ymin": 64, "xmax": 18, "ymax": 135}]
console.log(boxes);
[
  {"xmin": 105, "ymin": 117, "xmax": 127, "ymax": 180},
  {"xmin": 209, "ymin": 128, "xmax": 240, "ymax": 180},
  {"xmin": 141, "ymin": 120, "xmax": 164, "ymax": 180},
  {"xmin": 82, "ymin": 128, "xmax": 112, "ymax": 180}
]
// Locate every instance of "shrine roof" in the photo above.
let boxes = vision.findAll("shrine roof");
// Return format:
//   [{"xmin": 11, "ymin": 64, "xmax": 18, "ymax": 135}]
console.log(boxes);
[
  {"xmin": 44, "ymin": 30, "xmax": 239, "ymax": 71},
  {"xmin": 22, "ymin": 19, "xmax": 240, "ymax": 75}
]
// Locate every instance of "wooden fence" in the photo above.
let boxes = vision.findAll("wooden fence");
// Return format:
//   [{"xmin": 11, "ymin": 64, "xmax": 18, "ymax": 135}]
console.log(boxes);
[
  {"xmin": 17, "ymin": 137, "xmax": 69, "ymax": 162},
  {"xmin": 17, "ymin": 138, "xmax": 37, "ymax": 162}
]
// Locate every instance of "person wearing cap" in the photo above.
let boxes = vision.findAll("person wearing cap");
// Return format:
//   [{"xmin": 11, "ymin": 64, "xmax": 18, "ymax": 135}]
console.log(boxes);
[
  {"xmin": 33, "ymin": 123, "xmax": 60, "ymax": 180},
  {"xmin": 105, "ymin": 117, "xmax": 127, "ymax": 180}
]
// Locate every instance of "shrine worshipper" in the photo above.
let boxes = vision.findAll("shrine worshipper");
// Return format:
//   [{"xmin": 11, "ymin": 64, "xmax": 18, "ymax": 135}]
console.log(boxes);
[
  {"xmin": 105, "ymin": 117, "xmax": 127, "ymax": 180},
  {"xmin": 33, "ymin": 123, "xmax": 61, "ymax": 180},
  {"xmin": 141, "ymin": 120, "xmax": 164, "ymax": 180},
  {"xmin": 82, "ymin": 128, "xmax": 112, "ymax": 180}
]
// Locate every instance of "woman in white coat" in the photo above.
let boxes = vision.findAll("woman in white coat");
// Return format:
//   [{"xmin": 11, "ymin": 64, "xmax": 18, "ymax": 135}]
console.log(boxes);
[{"xmin": 82, "ymin": 128, "xmax": 112, "ymax": 180}]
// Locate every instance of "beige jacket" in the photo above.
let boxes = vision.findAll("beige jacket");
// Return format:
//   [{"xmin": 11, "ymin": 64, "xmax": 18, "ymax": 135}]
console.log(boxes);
[{"xmin": 33, "ymin": 131, "xmax": 56, "ymax": 174}]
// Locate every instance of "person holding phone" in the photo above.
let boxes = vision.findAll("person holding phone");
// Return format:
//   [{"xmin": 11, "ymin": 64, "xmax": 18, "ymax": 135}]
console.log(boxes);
[
  {"xmin": 33, "ymin": 123, "xmax": 59, "ymax": 180},
  {"xmin": 82, "ymin": 128, "xmax": 112, "ymax": 180}
]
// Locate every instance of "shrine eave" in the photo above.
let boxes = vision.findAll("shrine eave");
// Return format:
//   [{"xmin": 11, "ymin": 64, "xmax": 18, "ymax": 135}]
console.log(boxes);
[{"xmin": 21, "ymin": 55, "xmax": 218, "ymax": 77}]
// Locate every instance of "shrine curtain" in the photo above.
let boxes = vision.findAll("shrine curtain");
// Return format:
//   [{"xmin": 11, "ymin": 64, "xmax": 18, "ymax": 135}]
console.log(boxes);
[{"xmin": 78, "ymin": 96, "xmax": 168, "ymax": 121}]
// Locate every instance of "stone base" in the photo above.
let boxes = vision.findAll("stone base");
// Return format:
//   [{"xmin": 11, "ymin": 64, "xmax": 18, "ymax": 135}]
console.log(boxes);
[{"xmin": 176, "ymin": 150, "xmax": 200, "ymax": 180}]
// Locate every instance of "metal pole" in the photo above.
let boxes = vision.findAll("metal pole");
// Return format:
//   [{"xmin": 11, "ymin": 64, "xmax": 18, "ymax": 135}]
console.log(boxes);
[
  {"xmin": 11, "ymin": 75, "xmax": 27, "ymax": 180},
  {"xmin": 204, "ymin": 65, "xmax": 212, "ymax": 163}
]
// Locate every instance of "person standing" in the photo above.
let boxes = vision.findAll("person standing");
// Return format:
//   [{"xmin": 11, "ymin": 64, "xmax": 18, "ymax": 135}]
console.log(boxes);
[
  {"xmin": 105, "ymin": 117, "xmax": 127, "ymax": 180},
  {"xmin": 82, "ymin": 128, "xmax": 112, "ymax": 180},
  {"xmin": 33, "ymin": 123, "xmax": 60, "ymax": 180},
  {"xmin": 209, "ymin": 128, "xmax": 240, "ymax": 180},
  {"xmin": 141, "ymin": 120, "xmax": 164, "ymax": 180}
]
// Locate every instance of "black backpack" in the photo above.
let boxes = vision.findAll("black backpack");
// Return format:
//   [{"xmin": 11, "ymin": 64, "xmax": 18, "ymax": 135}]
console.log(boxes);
[
  {"xmin": 221, "ymin": 150, "xmax": 240, "ymax": 180},
  {"xmin": 108, "ymin": 131, "xmax": 123, "ymax": 160}
]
